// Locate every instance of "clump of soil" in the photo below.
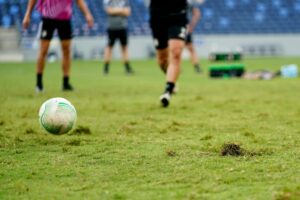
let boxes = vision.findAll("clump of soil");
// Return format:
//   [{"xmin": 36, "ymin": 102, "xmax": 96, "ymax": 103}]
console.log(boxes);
[
  {"xmin": 166, "ymin": 150, "xmax": 177, "ymax": 157},
  {"xmin": 25, "ymin": 128, "xmax": 36, "ymax": 134},
  {"xmin": 70, "ymin": 126, "xmax": 91, "ymax": 135},
  {"xmin": 221, "ymin": 143, "xmax": 244, "ymax": 156}
]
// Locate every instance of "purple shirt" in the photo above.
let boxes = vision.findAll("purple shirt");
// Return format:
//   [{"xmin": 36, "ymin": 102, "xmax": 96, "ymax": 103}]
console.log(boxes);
[{"xmin": 37, "ymin": 0, "xmax": 73, "ymax": 20}]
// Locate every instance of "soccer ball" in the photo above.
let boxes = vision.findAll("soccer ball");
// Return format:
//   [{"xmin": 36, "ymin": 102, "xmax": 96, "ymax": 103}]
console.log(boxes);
[{"xmin": 38, "ymin": 97, "xmax": 77, "ymax": 135}]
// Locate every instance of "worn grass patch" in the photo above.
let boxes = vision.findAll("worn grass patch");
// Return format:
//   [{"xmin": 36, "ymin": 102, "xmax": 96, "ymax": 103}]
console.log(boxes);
[
  {"xmin": 69, "ymin": 125, "xmax": 92, "ymax": 135},
  {"xmin": 221, "ymin": 143, "xmax": 244, "ymax": 156}
]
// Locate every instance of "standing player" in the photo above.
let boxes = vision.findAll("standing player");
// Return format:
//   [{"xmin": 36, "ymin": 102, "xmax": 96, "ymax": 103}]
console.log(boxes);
[
  {"xmin": 149, "ymin": 0, "xmax": 188, "ymax": 107},
  {"xmin": 22, "ymin": 0, "xmax": 94, "ymax": 92},
  {"xmin": 186, "ymin": 0, "xmax": 202, "ymax": 73},
  {"xmin": 103, "ymin": 0, "xmax": 134, "ymax": 75}
]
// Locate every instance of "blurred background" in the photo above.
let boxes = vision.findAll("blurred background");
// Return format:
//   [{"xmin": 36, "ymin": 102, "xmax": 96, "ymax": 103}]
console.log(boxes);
[{"xmin": 0, "ymin": 0, "xmax": 299, "ymax": 62}]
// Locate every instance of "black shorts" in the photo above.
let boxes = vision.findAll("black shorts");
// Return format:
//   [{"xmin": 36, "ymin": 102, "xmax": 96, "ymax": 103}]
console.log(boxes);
[
  {"xmin": 150, "ymin": 17, "xmax": 187, "ymax": 50},
  {"xmin": 107, "ymin": 29, "xmax": 128, "ymax": 47},
  {"xmin": 39, "ymin": 18, "xmax": 72, "ymax": 40},
  {"xmin": 185, "ymin": 33, "xmax": 192, "ymax": 44}
]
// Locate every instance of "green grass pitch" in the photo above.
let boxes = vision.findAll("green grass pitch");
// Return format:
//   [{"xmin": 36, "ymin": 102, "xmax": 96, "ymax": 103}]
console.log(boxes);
[{"xmin": 0, "ymin": 57, "xmax": 300, "ymax": 199}]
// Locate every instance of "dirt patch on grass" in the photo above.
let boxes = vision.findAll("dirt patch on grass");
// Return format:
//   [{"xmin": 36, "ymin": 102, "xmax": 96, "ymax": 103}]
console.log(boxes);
[
  {"xmin": 14, "ymin": 136, "xmax": 24, "ymax": 143},
  {"xmin": 274, "ymin": 188, "xmax": 300, "ymax": 200},
  {"xmin": 194, "ymin": 95, "xmax": 204, "ymax": 101},
  {"xmin": 65, "ymin": 139, "xmax": 81, "ymax": 146},
  {"xmin": 221, "ymin": 143, "xmax": 273, "ymax": 157},
  {"xmin": 25, "ymin": 128, "xmax": 36, "ymax": 135},
  {"xmin": 70, "ymin": 126, "xmax": 91, "ymax": 135},
  {"xmin": 128, "ymin": 121, "xmax": 138, "ymax": 126},
  {"xmin": 221, "ymin": 143, "xmax": 244, "ymax": 156},
  {"xmin": 33, "ymin": 137, "xmax": 62, "ymax": 146},
  {"xmin": 166, "ymin": 150, "xmax": 177, "ymax": 157},
  {"xmin": 200, "ymin": 135, "xmax": 213, "ymax": 141},
  {"xmin": 243, "ymin": 131, "xmax": 255, "ymax": 138},
  {"xmin": 171, "ymin": 120, "xmax": 183, "ymax": 126}
]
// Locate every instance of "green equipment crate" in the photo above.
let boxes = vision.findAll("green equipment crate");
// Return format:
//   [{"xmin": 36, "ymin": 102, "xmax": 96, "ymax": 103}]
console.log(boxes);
[
  {"xmin": 209, "ymin": 52, "xmax": 243, "ymax": 61},
  {"xmin": 209, "ymin": 64, "xmax": 245, "ymax": 78}
]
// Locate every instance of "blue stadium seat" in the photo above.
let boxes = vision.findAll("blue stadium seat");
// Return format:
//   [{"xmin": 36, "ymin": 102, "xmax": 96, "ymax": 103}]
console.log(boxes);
[
  {"xmin": 9, "ymin": 4, "xmax": 18, "ymax": 15},
  {"xmin": 0, "ymin": 0, "xmax": 299, "ymax": 36},
  {"xmin": 2, "ymin": 15, "xmax": 11, "ymax": 28}
]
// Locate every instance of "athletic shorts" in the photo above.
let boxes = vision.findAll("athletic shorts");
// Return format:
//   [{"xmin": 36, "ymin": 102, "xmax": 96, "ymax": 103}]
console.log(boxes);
[
  {"xmin": 107, "ymin": 29, "xmax": 128, "ymax": 47},
  {"xmin": 39, "ymin": 18, "xmax": 72, "ymax": 40},
  {"xmin": 185, "ymin": 33, "xmax": 192, "ymax": 44},
  {"xmin": 150, "ymin": 18, "xmax": 187, "ymax": 50}
]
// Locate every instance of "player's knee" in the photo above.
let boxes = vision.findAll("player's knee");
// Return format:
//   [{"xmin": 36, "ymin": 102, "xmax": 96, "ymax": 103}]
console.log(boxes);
[
  {"xmin": 39, "ymin": 49, "xmax": 48, "ymax": 59},
  {"xmin": 187, "ymin": 45, "xmax": 194, "ymax": 53},
  {"xmin": 62, "ymin": 47, "xmax": 71, "ymax": 57},
  {"xmin": 157, "ymin": 50, "xmax": 168, "ymax": 64},
  {"xmin": 170, "ymin": 46, "xmax": 182, "ymax": 61},
  {"xmin": 157, "ymin": 56, "xmax": 168, "ymax": 67}
]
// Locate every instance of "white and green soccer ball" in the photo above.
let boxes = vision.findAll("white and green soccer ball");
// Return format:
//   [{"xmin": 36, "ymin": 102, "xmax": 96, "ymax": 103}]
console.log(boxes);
[{"xmin": 39, "ymin": 97, "xmax": 77, "ymax": 135}]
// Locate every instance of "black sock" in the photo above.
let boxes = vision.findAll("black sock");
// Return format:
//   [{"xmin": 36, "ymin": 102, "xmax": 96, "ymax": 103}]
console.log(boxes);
[
  {"xmin": 37, "ymin": 73, "xmax": 43, "ymax": 89},
  {"xmin": 164, "ymin": 82, "xmax": 175, "ymax": 94},
  {"xmin": 125, "ymin": 62, "xmax": 132, "ymax": 71},
  {"xmin": 63, "ymin": 76, "xmax": 69, "ymax": 87},
  {"xmin": 103, "ymin": 62, "xmax": 110, "ymax": 74},
  {"xmin": 104, "ymin": 62, "xmax": 110, "ymax": 71},
  {"xmin": 194, "ymin": 64, "xmax": 201, "ymax": 73}
]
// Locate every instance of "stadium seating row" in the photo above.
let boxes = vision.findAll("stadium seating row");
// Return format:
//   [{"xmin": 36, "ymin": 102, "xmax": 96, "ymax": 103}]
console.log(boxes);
[{"xmin": 0, "ymin": 0, "xmax": 299, "ymax": 36}]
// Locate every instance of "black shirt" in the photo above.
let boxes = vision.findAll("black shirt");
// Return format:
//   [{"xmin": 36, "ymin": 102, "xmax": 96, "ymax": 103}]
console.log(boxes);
[{"xmin": 150, "ymin": 0, "xmax": 187, "ymax": 19}]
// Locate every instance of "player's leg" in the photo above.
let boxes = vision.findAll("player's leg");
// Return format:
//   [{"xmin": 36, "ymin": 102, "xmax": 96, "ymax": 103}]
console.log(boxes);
[
  {"xmin": 36, "ymin": 18, "xmax": 55, "ymax": 92},
  {"xmin": 160, "ymin": 39, "xmax": 185, "ymax": 106},
  {"xmin": 186, "ymin": 43, "xmax": 201, "ymax": 71},
  {"xmin": 119, "ymin": 29, "xmax": 133, "ymax": 74},
  {"xmin": 186, "ymin": 34, "xmax": 201, "ymax": 73},
  {"xmin": 58, "ymin": 19, "xmax": 73, "ymax": 90},
  {"xmin": 103, "ymin": 30, "xmax": 116, "ymax": 74},
  {"xmin": 103, "ymin": 46, "xmax": 113, "ymax": 74},
  {"xmin": 121, "ymin": 45, "xmax": 134, "ymax": 74},
  {"xmin": 156, "ymin": 48, "xmax": 169, "ymax": 74},
  {"xmin": 167, "ymin": 39, "xmax": 185, "ymax": 83},
  {"xmin": 36, "ymin": 40, "xmax": 51, "ymax": 92},
  {"xmin": 160, "ymin": 25, "xmax": 186, "ymax": 107},
  {"xmin": 60, "ymin": 40, "xmax": 73, "ymax": 90}
]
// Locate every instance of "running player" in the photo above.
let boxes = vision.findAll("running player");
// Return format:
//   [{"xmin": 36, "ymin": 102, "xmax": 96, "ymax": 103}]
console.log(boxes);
[
  {"xmin": 22, "ymin": 0, "xmax": 94, "ymax": 92},
  {"xmin": 103, "ymin": 0, "xmax": 134, "ymax": 75},
  {"xmin": 149, "ymin": 0, "xmax": 188, "ymax": 107},
  {"xmin": 186, "ymin": 0, "xmax": 202, "ymax": 73}
]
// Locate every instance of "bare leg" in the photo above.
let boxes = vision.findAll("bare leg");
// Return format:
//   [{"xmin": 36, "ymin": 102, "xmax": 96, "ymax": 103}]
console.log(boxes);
[
  {"xmin": 104, "ymin": 45, "xmax": 113, "ymax": 63},
  {"xmin": 160, "ymin": 39, "xmax": 185, "ymax": 107},
  {"xmin": 61, "ymin": 40, "xmax": 73, "ymax": 90},
  {"xmin": 121, "ymin": 45, "xmax": 133, "ymax": 74},
  {"xmin": 37, "ymin": 40, "xmax": 51, "ymax": 74},
  {"xmin": 61, "ymin": 40, "xmax": 71, "ymax": 77},
  {"xmin": 186, "ymin": 43, "xmax": 198, "ymax": 65},
  {"xmin": 103, "ymin": 45, "xmax": 113, "ymax": 74},
  {"xmin": 166, "ymin": 39, "xmax": 185, "ymax": 83},
  {"xmin": 156, "ymin": 48, "xmax": 169, "ymax": 73},
  {"xmin": 36, "ymin": 39, "xmax": 51, "ymax": 91},
  {"xmin": 121, "ymin": 45, "xmax": 129, "ymax": 63},
  {"xmin": 186, "ymin": 43, "xmax": 201, "ymax": 73}
]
